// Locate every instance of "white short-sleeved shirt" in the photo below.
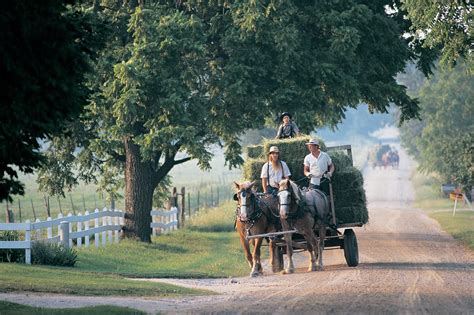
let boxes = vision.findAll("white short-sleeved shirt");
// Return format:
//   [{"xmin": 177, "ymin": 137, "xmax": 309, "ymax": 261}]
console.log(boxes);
[
  {"xmin": 260, "ymin": 161, "xmax": 291, "ymax": 188},
  {"xmin": 304, "ymin": 151, "xmax": 332, "ymax": 185}
]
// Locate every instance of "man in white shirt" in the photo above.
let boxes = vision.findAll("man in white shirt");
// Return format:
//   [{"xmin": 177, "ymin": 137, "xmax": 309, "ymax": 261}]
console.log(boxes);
[
  {"xmin": 261, "ymin": 146, "xmax": 291, "ymax": 195},
  {"xmin": 303, "ymin": 139, "xmax": 335, "ymax": 192}
]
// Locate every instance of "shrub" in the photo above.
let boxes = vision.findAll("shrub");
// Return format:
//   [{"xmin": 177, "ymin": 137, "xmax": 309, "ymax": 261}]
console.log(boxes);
[
  {"xmin": 32, "ymin": 242, "xmax": 78, "ymax": 267},
  {"xmin": 0, "ymin": 231, "xmax": 24, "ymax": 263}
]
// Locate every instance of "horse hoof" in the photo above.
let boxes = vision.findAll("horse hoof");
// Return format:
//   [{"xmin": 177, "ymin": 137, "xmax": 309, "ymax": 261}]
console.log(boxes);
[
  {"xmin": 308, "ymin": 266, "xmax": 317, "ymax": 272},
  {"xmin": 283, "ymin": 268, "xmax": 294, "ymax": 274},
  {"xmin": 250, "ymin": 271, "xmax": 260, "ymax": 277}
]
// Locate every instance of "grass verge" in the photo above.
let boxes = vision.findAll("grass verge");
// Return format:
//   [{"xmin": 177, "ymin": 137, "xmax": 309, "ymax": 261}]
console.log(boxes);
[
  {"xmin": 0, "ymin": 301, "xmax": 145, "ymax": 315},
  {"xmin": 411, "ymin": 171, "xmax": 474, "ymax": 250},
  {"xmin": 1, "ymin": 201, "xmax": 252, "ymax": 295}
]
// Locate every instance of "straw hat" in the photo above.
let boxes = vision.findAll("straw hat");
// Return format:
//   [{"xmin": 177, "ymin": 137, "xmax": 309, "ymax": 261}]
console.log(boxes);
[
  {"xmin": 305, "ymin": 138, "xmax": 320, "ymax": 146},
  {"xmin": 268, "ymin": 146, "xmax": 280, "ymax": 154}
]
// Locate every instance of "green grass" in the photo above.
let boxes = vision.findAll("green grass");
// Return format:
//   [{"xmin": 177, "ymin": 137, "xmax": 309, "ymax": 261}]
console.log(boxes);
[
  {"xmin": 76, "ymin": 201, "xmax": 247, "ymax": 278},
  {"xmin": 0, "ymin": 301, "xmax": 145, "ymax": 315},
  {"xmin": 411, "ymin": 171, "xmax": 474, "ymax": 250},
  {"xmin": 429, "ymin": 211, "xmax": 474, "ymax": 249},
  {"xmin": 0, "ymin": 263, "xmax": 208, "ymax": 296},
  {"xmin": 0, "ymin": 201, "xmax": 251, "ymax": 296}
]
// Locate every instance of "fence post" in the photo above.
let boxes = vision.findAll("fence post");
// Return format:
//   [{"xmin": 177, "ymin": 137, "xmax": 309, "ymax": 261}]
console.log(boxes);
[
  {"xmin": 59, "ymin": 221, "xmax": 70, "ymax": 248},
  {"xmin": 35, "ymin": 218, "xmax": 41, "ymax": 240},
  {"xmin": 67, "ymin": 213, "xmax": 73, "ymax": 248},
  {"xmin": 181, "ymin": 187, "xmax": 187, "ymax": 219},
  {"xmin": 102, "ymin": 208, "xmax": 107, "ymax": 246},
  {"xmin": 197, "ymin": 190, "xmax": 200, "ymax": 213},
  {"xmin": 152, "ymin": 210, "xmax": 156, "ymax": 237},
  {"xmin": 94, "ymin": 209, "xmax": 100, "ymax": 248},
  {"xmin": 25, "ymin": 220, "xmax": 31, "ymax": 264},
  {"xmin": 107, "ymin": 213, "xmax": 113, "ymax": 244},
  {"xmin": 187, "ymin": 193, "xmax": 191, "ymax": 216},
  {"xmin": 47, "ymin": 217, "xmax": 52, "ymax": 240},
  {"xmin": 77, "ymin": 213, "xmax": 82, "ymax": 248},
  {"xmin": 119, "ymin": 210, "xmax": 124, "ymax": 238},
  {"xmin": 84, "ymin": 211, "xmax": 90, "ymax": 248},
  {"xmin": 174, "ymin": 207, "xmax": 178, "ymax": 230},
  {"xmin": 57, "ymin": 213, "xmax": 63, "ymax": 239},
  {"xmin": 114, "ymin": 214, "xmax": 119, "ymax": 243}
]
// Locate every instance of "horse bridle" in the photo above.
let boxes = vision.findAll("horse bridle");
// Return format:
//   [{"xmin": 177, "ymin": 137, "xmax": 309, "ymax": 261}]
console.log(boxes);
[
  {"xmin": 277, "ymin": 187, "xmax": 305, "ymax": 220},
  {"xmin": 235, "ymin": 189, "xmax": 263, "ymax": 224}
]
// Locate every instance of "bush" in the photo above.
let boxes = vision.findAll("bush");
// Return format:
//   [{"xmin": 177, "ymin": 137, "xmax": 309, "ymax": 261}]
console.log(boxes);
[
  {"xmin": 32, "ymin": 242, "xmax": 78, "ymax": 267},
  {"xmin": 0, "ymin": 231, "xmax": 25, "ymax": 263}
]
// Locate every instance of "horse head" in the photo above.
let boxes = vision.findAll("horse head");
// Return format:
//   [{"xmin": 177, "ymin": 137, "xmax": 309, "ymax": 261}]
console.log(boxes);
[
  {"xmin": 233, "ymin": 181, "xmax": 258, "ymax": 222},
  {"xmin": 277, "ymin": 179, "xmax": 294, "ymax": 220}
]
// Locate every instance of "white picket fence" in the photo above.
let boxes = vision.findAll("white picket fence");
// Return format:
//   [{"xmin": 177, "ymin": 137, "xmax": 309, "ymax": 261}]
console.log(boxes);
[
  {"xmin": 151, "ymin": 206, "xmax": 178, "ymax": 236},
  {"xmin": 0, "ymin": 207, "xmax": 178, "ymax": 264}
]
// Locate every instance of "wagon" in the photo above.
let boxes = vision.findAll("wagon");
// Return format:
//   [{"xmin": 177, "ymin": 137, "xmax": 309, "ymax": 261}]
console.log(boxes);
[
  {"xmin": 247, "ymin": 222, "xmax": 362, "ymax": 270},
  {"xmin": 246, "ymin": 144, "xmax": 364, "ymax": 271}
]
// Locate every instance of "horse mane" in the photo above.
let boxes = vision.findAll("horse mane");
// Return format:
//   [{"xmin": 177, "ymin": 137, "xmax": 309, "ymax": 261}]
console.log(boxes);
[{"xmin": 289, "ymin": 180, "xmax": 305, "ymax": 206}]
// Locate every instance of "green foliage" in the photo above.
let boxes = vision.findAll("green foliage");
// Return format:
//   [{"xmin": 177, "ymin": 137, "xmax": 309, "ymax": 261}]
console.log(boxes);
[
  {"xmin": 32, "ymin": 242, "xmax": 78, "ymax": 267},
  {"xmin": 0, "ymin": 0, "xmax": 102, "ymax": 202},
  {"xmin": 0, "ymin": 301, "xmax": 146, "ymax": 315},
  {"xmin": 0, "ymin": 231, "xmax": 24, "ymax": 263},
  {"xmin": 401, "ymin": 0, "xmax": 473, "ymax": 72},
  {"xmin": 401, "ymin": 61, "xmax": 473, "ymax": 195},
  {"xmin": 39, "ymin": 1, "xmax": 420, "ymax": 240}
]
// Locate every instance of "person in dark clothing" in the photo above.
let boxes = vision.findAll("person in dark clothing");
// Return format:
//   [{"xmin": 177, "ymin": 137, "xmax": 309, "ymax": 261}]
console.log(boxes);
[{"xmin": 275, "ymin": 112, "xmax": 300, "ymax": 139}]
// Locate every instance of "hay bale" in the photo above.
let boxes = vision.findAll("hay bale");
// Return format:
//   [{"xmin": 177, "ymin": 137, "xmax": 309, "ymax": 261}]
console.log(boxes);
[
  {"xmin": 330, "ymin": 167, "xmax": 367, "ymax": 224},
  {"xmin": 245, "ymin": 145, "xmax": 264, "ymax": 159},
  {"xmin": 242, "ymin": 138, "xmax": 368, "ymax": 225},
  {"xmin": 242, "ymin": 158, "xmax": 263, "ymax": 190},
  {"xmin": 334, "ymin": 206, "xmax": 369, "ymax": 225},
  {"xmin": 262, "ymin": 136, "xmax": 327, "ymax": 159},
  {"xmin": 328, "ymin": 151, "xmax": 353, "ymax": 170}
]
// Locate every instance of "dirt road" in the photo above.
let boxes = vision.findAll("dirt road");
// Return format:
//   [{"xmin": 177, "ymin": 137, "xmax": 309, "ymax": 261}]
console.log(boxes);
[{"xmin": 1, "ymin": 147, "xmax": 473, "ymax": 314}]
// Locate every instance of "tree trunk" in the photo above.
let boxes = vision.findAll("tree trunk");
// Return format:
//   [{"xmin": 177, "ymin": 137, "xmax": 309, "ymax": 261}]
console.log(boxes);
[{"xmin": 124, "ymin": 137, "xmax": 155, "ymax": 242}]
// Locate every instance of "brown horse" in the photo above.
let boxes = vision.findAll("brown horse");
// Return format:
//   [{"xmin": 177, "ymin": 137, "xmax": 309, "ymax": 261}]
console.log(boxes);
[
  {"xmin": 278, "ymin": 179, "xmax": 330, "ymax": 273},
  {"xmin": 234, "ymin": 181, "xmax": 281, "ymax": 276}
]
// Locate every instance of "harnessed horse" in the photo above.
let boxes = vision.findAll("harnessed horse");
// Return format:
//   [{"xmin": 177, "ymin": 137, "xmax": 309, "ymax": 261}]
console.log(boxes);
[
  {"xmin": 278, "ymin": 179, "xmax": 330, "ymax": 273},
  {"xmin": 234, "ymin": 181, "xmax": 281, "ymax": 276}
]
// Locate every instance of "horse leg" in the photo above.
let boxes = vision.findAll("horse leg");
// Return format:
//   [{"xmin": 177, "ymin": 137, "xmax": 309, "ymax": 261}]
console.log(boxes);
[
  {"xmin": 282, "ymin": 220, "xmax": 295, "ymax": 274},
  {"xmin": 250, "ymin": 237, "xmax": 263, "ymax": 277},
  {"xmin": 239, "ymin": 232, "xmax": 253, "ymax": 268},
  {"xmin": 299, "ymin": 218, "xmax": 317, "ymax": 272},
  {"xmin": 317, "ymin": 224, "xmax": 326, "ymax": 271}
]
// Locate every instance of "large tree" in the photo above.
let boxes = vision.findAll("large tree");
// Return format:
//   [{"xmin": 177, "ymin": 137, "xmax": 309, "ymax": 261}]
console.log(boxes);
[
  {"xmin": 401, "ymin": 0, "xmax": 473, "ymax": 72},
  {"xmin": 0, "ymin": 0, "xmax": 100, "ymax": 202},
  {"xmin": 400, "ymin": 61, "xmax": 473, "ymax": 196},
  {"xmin": 40, "ymin": 0, "xmax": 424, "ymax": 241}
]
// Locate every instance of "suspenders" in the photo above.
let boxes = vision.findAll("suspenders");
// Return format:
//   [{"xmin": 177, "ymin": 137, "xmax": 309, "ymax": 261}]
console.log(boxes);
[{"xmin": 267, "ymin": 161, "xmax": 285, "ymax": 185}]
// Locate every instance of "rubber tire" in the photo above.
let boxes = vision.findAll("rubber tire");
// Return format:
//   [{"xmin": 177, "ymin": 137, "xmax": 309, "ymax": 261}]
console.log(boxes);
[{"xmin": 343, "ymin": 229, "xmax": 359, "ymax": 267}]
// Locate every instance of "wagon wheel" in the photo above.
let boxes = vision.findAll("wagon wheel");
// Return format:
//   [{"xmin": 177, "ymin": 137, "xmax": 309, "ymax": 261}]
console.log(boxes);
[
  {"xmin": 343, "ymin": 229, "xmax": 359, "ymax": 267},
  {"xmin": 272, "ymin": 245, "xmax": 284, "ymax": 273}
]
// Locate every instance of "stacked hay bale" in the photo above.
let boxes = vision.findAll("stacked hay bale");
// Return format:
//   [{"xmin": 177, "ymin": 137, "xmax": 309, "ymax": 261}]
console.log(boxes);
[{"xmin": 243, "ymin": 137, "xmax": 368, "ymax": 225}]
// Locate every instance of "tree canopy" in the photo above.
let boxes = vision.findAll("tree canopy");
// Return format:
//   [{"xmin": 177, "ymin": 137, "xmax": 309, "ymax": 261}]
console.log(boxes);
[
  {"xmin": 36, "ymin": 0, "xmax": 424, "ymax": 241},
  {"xmin": 401, "ymin": 0, "xmax": 473, "ymax": 72},
  {"xmin": 0, "ymin": 0, "xmax": 100, "ymax": 202},
  {"xmin": 400, "ymin": 61, "xmax": 473, "ymax": 195}
]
